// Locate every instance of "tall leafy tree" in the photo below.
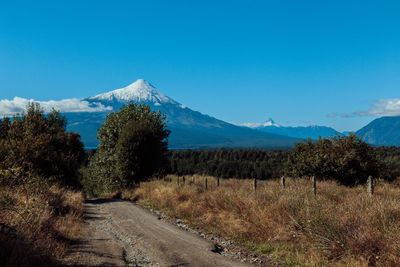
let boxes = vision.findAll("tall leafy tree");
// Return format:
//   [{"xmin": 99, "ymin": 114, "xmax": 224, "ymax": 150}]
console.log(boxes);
[
  {"xmin": 0, "ymin": 103, "xmax": 84, "ymax": 186},
  {"xmin": 83, "ymin": 102, "xmax": 169, "ymax": 195}
]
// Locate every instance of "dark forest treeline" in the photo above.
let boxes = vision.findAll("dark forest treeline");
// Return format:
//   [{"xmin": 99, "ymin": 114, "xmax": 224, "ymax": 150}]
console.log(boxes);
[
  {"xmin": 83, "ymin": 134, "xmax": 400, "ymax": 184},
  {"xmin": 374, "ymin": 145, "xmax": 400, "ymax": 179},
  {"xmin": 168, "ymin": 148, "xmax": 290, "ymax": 179},
  {"xmin": 168, "ymin": 145, "xmax": 400, "ymax": 181}
]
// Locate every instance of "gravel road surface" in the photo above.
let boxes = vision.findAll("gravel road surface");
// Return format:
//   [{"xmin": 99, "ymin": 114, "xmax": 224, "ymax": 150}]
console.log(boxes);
[{"xmin": 62, "ymin": 199, "xmax": 257, "ymax": 267}]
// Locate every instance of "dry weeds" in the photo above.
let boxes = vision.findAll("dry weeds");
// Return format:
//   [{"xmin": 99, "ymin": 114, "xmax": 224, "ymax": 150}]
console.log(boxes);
[
  {"xmin": 122, "ymin": 175, "xmax": 400, "ymax": 267},
  {"xmin": 0, "ymin": 183, "xmax": 84, "ymax": 267}
]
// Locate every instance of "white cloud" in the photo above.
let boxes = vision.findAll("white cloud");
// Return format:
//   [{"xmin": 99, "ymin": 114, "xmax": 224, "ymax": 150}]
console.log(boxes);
[
  {"xmin": 326, "ymin": 113, "xmax": 338, "ymax": 118},
  {"xmin": 0, "ymin": 97, "xmax": 112, "ymax": 117},
  {"xmin": 340, "ymin": 98, "xmax": 400, "ymax": 118}
]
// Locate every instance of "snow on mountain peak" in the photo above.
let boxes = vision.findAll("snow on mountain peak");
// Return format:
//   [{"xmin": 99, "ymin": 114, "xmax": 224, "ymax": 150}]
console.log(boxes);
[
  {"xmin": 264, "ymin": 118, "xmax": 277, "ymax": 126},
  {"xmin": 239, "ymin": 118, "xmax": 280, "ymax": 128},
  {"xmin": 89, "ymin": 79, "xmax": 177, "ymax": 104}
]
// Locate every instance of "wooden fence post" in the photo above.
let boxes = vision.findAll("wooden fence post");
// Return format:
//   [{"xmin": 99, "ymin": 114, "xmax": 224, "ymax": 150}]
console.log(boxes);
[
  {"xmin": 182, "ymin": 176, "xmax": 185, "ymax": 186},
  {"xmin": 217, "ymin": 177, "xmax": 220, "ymax": 187},
  {"xmin": 253, "ymin": 177, "xmax": 257, "ymax": 192},
  {"xmin": 312, "ymin": 176, "xmax": 317, "ymax": 196},
  {"xmin": 367, "ymin": 176, "xmax": 374, "ymax": 196},
  {"xmin": 204, "ymin": 176, "xmax": 208, "ymax": 190},
  {"xmin": 281, "ymin": 176, "xmax": 286, "ymax": 189}
]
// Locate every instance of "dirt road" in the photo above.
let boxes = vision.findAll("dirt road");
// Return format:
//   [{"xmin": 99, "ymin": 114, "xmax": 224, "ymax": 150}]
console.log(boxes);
[{"xmin": 63, "ymin": 199, "xmax": 256, "ymax": 267}]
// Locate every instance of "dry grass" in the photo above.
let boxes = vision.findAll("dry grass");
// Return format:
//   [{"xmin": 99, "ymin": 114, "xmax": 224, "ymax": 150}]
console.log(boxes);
[
  {"xmin": 121, "ymin": 175, "xmax": 400, "ymax": 267},
  {"xmin": 0, "ymin": 183, "xmax": 84, "ymax": 267}
]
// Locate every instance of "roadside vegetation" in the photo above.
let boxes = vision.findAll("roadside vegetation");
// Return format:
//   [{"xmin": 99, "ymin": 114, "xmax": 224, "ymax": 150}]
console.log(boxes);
[
  {"xmin": 79, "ymin": 102, "xmax": 400, "ymax": 266},
  {"xmin": 81, "ymin": 102, "xmax": 170, "ymax": 197},
  {"xmin": 0, "ymin": 183, "xmax": 84, "ymax": 266},
  {"xmin": 120, "ymin": 176, "xmax": 400, "ymax": 266},
  {"xmin": 3, "ymin": 101, "xmax": 400, "ymax": 266},
  {"xmin": 0, "ymin": 103, "xmax": 84, "ymax": 266},
  {"xmin": 169, "ymin": 136, "xmax": 400, "ymax": 185},
  {"xmin": 111, "ymin": 130, "xmax": 400, "ymax": 266}
]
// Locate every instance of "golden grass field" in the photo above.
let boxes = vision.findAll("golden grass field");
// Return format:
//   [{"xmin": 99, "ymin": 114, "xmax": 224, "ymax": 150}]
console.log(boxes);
[
  {"xmin": 120, "ymin": 175, "xmax": 400, "ymax": 267},
  {"xmin": 0, "ymin": 184, "xmax": 84, "ymax": 267}
]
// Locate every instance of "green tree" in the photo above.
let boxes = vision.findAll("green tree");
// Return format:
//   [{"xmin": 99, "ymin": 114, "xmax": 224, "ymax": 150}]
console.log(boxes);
[
  {"xmin": 83, "ymin": 102, "xmax": 170, "ymax": 195},
  {"xmin": 287, "ymin": 134, "xmax": 381, "ymax": 185},
  {"xmin": 0, "ymin": 103, "xmax": 84, "ymax": 186}
]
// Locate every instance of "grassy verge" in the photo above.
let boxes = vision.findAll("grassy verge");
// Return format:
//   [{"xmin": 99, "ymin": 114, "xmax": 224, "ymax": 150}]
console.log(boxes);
[
  {"xmin": 0, "ymin": 183, "xmax": 84, "ymax": 267},
  {"xmin": 120, "ymin": 175, "xmax": 400, "ymax": 267}
]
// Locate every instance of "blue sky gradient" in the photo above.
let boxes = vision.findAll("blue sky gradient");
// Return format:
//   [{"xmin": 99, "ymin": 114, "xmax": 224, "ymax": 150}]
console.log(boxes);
[{"xmin": 1, "ymin": 0, "xmax": 399, "ymax": 131}]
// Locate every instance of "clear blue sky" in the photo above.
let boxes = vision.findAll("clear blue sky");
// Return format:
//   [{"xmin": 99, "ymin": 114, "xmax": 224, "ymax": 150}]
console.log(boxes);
[{"xmin": 1, "ymin": 0, "xmax": 399, "ymax": 132}]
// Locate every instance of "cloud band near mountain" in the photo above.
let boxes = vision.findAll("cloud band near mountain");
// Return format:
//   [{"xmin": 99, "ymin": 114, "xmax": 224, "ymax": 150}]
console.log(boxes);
[
  {"xmin": 329, "ymin": 98, "xmax": 400, "ymax": 118},
  {"xmin": 0, "ymin": 97, "xmax": 112, "ymax": 117}
]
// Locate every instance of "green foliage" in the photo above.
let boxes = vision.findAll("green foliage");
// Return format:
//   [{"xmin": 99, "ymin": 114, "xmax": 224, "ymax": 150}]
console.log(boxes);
[
  {"xmin": 0, "ymin": 103, "xmax": 85, "ymax": 186},
  {"xmin": 168, "ymin": 148, "xmax": 290, "ymax": 179},
  {"xmin": 82, "ymin": 102, "xmax": 170, "ymax": 196},
  {"xmin": 168, "ymin": 135, "xmax": 400, "ymax": 185},
  {"xmin": 373, "ymin": 145, "xmax": 400, "ymax": 180},
  {"xmin": 287, "ymin": 134, "xmax": 381, "ymax": 185}
]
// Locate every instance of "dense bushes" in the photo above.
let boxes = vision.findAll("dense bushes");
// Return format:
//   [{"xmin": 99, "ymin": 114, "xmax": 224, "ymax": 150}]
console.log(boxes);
[
  {"xmin": 0, "ymin": 183, "xmax": 84, "ymax": 267},
  {"xmin": 0, "ymin": 103, "xmax": 85, "ymax": 266},
  {"xmin": 82, "ymin": 102, "xmax": 170, "ymax": 196},
  {"xmin": 374, "ymin": 145, "xmax": 400, "ymax": 180},
  {"xmin": 287, "ymin": 134, "xmax": 381, "ymax": 185},
  {"xmin": 169, "ymin": 134, "xmax": 398, "ymax": 185},
  {"xmin": 0, "ymin": 103, "xmax": 85, "ymax": 186}
]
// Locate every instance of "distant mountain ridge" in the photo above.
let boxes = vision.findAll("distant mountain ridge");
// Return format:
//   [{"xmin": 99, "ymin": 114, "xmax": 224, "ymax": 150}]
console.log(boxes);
[
  {"xmin": 356, "ymin": 116, "xmax": 400, "ymax": 146},
  {"xmin": 3, "ymin": 79, "xmax": 398, "ymax": 147},
  {"xmin": 66, "ymin": 79, "xmax": 300, "ymax": 148},
  {"xmin": 238, "ymin": 119, "xmax": 342, "ymax": 140}
]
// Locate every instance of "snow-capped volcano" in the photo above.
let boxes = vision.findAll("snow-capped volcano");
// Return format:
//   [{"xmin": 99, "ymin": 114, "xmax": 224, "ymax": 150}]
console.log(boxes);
[
  {"xmin": 240, "ymin": 118, "xmax": 341, "ymax": 140},
  {"xmin": 89, "ymin": 79, "xmax": 177, "ymax": 105},
  {"xmin": 240, "ymin": 118, "xmax": 280, "ymax": 128},
  {"xmin": 63, "ymin": 80, "xmax": 299, "ymax": 148}
]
